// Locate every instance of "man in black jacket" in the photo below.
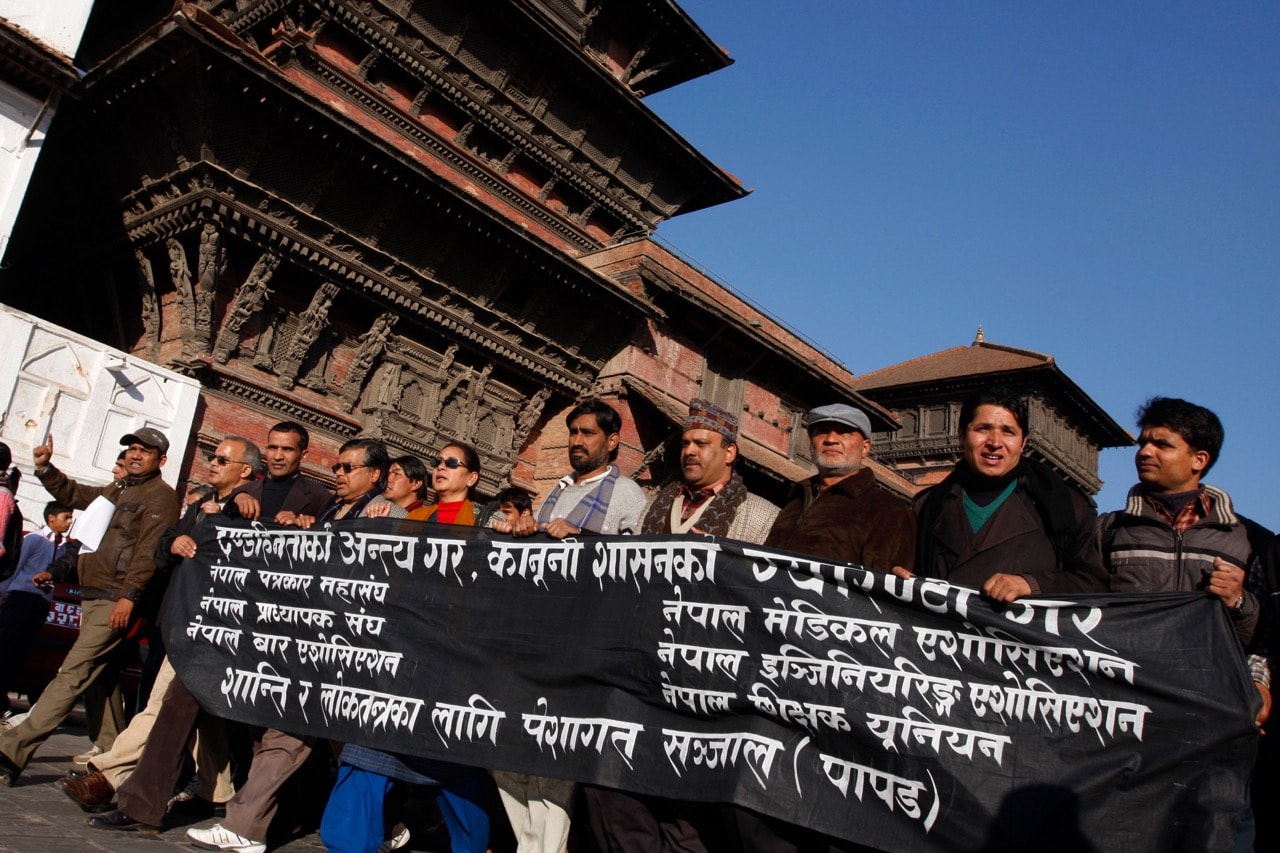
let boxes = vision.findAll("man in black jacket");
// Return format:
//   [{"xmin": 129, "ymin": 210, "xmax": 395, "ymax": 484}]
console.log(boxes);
[{"xmin": 229, "ymin": 421, "xmax": 331, "ymax": 523}]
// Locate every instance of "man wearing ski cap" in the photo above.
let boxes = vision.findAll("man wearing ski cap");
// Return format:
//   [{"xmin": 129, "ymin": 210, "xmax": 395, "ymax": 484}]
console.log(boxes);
[
  {"xmin": 639, "ymin": 398, "xmax": 779, "ymax": 543},
  {"xmin": 0, "ymin": 428, "xmax": 178, "ymax": 786}
]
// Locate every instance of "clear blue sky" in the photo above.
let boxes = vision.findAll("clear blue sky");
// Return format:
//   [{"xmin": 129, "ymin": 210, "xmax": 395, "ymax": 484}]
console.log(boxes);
[{"xmin": 646, "ymin": 1, "xmax": 1280, "ymax": 530}]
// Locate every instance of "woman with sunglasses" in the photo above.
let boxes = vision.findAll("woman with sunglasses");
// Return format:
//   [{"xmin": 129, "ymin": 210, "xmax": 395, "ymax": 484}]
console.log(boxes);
[
  {"xmin": 321, "ymin": 440, "xmax": 490, "ymax": 853},
  {"xmin": 412, "ymin": 442, "xmax": 482, "ymax": 523}
]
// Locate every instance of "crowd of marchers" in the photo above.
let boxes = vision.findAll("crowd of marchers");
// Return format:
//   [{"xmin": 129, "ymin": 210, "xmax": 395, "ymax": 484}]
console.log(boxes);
[{"xmin": 0, "ymin": 386, "xmax": 1273, "ymax": 853}]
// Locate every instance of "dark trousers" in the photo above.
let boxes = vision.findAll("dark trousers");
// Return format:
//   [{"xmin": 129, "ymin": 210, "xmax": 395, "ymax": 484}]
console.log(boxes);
[
  {"xmin": 115, "ymin": 670, "xmax": 202, "ymax": 826},
  {"xmin": 584, "ymin": 786, "xmax": 717, "ymax": 853},
  {"xmin": 0, "ymin": 592, "xmax": 50, "ymax": 712}
]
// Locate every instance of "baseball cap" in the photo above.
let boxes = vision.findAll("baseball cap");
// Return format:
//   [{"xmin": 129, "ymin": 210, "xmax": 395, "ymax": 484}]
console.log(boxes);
[{"xmin": 120, "ymin": 427, "xmax": 170, "ymax": 455}]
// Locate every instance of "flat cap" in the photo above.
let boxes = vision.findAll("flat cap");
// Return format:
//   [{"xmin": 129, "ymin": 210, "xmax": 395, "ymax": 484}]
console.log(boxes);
[{"xmin": 806, "ymin": 404, "xmax": 871, "ymax": 437}]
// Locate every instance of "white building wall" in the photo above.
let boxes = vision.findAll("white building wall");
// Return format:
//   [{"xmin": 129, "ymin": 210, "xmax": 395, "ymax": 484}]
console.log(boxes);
[
  {"xmin": 0, "ymin": 0, "xmax": 95, "ymax": 60},
  {"xmin": 0, "ymin": 0, "xmax": 96, "ymax": 261},
  {"xmin": 0, "ymin": 303, "xmax": 202, "ymax": 529}
]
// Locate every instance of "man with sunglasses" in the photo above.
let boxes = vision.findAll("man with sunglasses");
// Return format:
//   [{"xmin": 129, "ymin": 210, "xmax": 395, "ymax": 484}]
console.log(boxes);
[
  {"xmin": 294, "ymin": 438, "xmax": 405, "ymax": 528},
  {"xmin": 68, "ymin": 437, "xmax": 261, "ymax": 819},
  {"xmin": 184, "ymin": 437, "xmax": 404, "ymax": 853}
]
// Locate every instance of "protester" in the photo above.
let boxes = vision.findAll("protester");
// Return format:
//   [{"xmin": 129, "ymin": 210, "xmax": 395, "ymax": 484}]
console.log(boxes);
[
  {"xmin": 381, "ymin": 454, "xmax": 430, "ymax": 518},
  {"xmin": 497, "ymin": 399, "xmax": 647, "ymax": 539},
  {"xmin": 1100, "ymin": 397, "xmax": 1275, "ymax": 851},
  {"xmin": 320, "ymin": 440, "xmax": 489, "ymax": 853},
  {"xmin": 65, "ymin": 437, "xmax": 259, "ymax": 818},
  {"xmin": 493, "ymin": 400, "xmax": 647, "ymax": 850},
  {"xmin": 733, "ymin": 403, "xmax": 914, "ymax": 852},
  {"xmin": 0, "ymin": 442, "xmax": 21, "ymax": 582},
  {"xmin": 582, "ymin": 399, "xmax": 780, "ymax": 852},
  {"xmin": 0, "ymin": 430, "xmax": 178, "ymax": 787},
  {"xmin": 494, "ymin": 488, "xmax": 532, "ymax": 526},
  {"xmin": 229, "ymin": 421, "xmax": 331, "ymax": 524},
  {"xmin": 179, "ymin": 438, "xmax": 397, "ymax": 852},
  {"xmin": 907, "ymin": 387, "xmax": 1107, "ymax": 601},
  {"xmin": 765, "ymin": 403, "xmax": 915, "ymax": 572},
  {"xmin": 639, "ymin": 399, "xmax": 779, "ymax": 542}
]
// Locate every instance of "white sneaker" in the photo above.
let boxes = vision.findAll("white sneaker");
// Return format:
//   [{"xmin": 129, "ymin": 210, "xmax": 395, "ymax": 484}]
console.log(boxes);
[
  {"xmin": 186, "ymin": 823, "xmax": 266, "ymax": 853},
  {"xmin": 379, "ymin": 824, "xmax": 411, "ymax": 852},
  {"xmin": 73, "ymin": 744, "xmax": 102, "ymax": 765}
]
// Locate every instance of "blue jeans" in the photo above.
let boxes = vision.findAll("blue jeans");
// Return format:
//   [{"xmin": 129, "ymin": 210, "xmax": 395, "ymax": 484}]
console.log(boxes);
[{"xmin": 320, "ymin": 762, "xmax": 490, "ymax": 853}]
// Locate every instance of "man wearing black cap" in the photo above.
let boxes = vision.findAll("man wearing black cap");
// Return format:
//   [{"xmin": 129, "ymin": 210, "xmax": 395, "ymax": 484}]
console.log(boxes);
[{"xmin": 0, "ymin": 429, "xmax": 178, "ymax": 786}]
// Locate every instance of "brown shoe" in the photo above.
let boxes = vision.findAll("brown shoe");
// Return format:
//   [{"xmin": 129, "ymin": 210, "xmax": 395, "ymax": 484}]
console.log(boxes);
[{"xmin": 56, "ymin": 770, "xmax": 116, "ymax": 812}]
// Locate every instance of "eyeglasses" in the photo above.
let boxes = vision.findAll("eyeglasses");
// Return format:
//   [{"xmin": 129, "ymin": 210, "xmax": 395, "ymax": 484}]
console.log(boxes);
[
  {"xmin": 209, "ymin": 454, "xmax": 245, "ymax": 466},
  {"xmin": 331, "ymin": 462, "xmax": 369, "ymax": 474},
  {"xmin": 434, "ymin": 457, "xmax": 468, "ymax": 470}
]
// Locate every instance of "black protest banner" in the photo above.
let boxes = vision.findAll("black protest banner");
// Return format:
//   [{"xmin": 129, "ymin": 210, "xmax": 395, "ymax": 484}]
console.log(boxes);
[{"xmin": 164, "ymin": 518, "xmax": 1256, "ymax": 851}]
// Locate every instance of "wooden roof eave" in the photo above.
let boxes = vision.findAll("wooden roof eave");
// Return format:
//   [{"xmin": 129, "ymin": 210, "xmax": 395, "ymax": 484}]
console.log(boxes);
[
  {"xmin": 84, "ymin": 6, "xmax": 660, "ymax": 327},
  {"xmin": 502, "ymin": 0, "xmax": 748, "ymax": 213}
]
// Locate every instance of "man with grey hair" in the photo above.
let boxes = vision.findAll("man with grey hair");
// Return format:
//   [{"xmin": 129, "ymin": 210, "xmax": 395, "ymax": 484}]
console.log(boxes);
[
  {"xmin": 764, "ymin": 403, "xmax": 915, "ymax": 571},
  {"xmin": 735, "ymin": 403, "xmax": 917, "ymax": 850},
  {"xmin": 60, "ymin": 435, "xmax": 262, "ymax": 814}
]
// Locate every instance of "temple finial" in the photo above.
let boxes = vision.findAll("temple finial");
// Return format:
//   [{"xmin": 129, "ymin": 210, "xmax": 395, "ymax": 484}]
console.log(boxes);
[{"xmin": 973, "ymin": 325, "xmax": 985, "ymax": 344}]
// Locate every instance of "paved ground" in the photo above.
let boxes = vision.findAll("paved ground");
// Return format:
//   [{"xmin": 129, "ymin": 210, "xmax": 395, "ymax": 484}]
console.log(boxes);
[
  {"xmin": 0, "ymin": 699, "xmax": 478, "ymax": 852},
  {"xmin": 0, "ymin": 719, "xmax": 325, "ymax": 853}
]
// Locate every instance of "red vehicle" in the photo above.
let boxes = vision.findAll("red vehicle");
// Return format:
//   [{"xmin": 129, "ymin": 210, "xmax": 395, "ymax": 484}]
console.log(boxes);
[{"xmin": 13, "ymin": 582, "xmax": 144, "ymax": 706}]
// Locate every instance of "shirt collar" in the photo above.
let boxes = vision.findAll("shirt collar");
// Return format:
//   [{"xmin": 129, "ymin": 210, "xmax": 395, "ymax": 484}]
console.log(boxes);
[{"xmin": 557, "ymin": 465, "xmax": 615, "ymax": 490}]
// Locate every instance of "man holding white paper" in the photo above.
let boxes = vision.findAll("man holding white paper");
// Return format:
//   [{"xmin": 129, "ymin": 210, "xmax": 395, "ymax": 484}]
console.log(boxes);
[{"xmin": 0, "ymin": 429, "xmax": 178, "ymax": 787}]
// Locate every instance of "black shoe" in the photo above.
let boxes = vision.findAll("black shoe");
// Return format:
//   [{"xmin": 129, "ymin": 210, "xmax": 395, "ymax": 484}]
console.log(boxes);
[
  {"xmin": 0, "ymin": 752, "xmax": 20, "ymax": 787},
  {"xmin": 87, "ymin": 810, "xmax": 160, "ymax": 834},
  {"xmin": 65, "ymin": 767, "xmax": 91, "ymax": 780},
  {"xmin": 168, "ymin": 795, "xmax": 225, "ymax": 819}
]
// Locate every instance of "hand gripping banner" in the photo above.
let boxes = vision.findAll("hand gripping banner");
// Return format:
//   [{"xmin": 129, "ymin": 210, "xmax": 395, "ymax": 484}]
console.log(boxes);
[{"xmin": 164, "ymin": 518, "xmax": 1257, "ymax": 851}]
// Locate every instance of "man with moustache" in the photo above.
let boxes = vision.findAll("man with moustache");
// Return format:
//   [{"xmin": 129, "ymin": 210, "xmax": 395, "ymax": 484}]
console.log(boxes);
[
  {"xmin": 180, "ymin": 438, "xmax": 403, "ymax": 852},
  {"xmin": 734, "ymin": 403, "xmax": 916, "ymax": 852},
  {"xmin": 501, "ymin": 398, "xmax": 647, "ymax": 539},
  {"xmin": 1101, "ymin": 397, "xmax": 1275, "ymax": 851},
  {"xmin": 494, "ymin": 399, "xmax": 646, "ymax": 853},
  {"xmin": 641, "ymin": 399, "xmax": 779, "ymax": 542},
  {"xmin": 765, "ymin": 403, "xmax": 915, "ymax": 570},
  {"xmin": 584, "ymin": 400, "xmax": 780, "ymax": 852},
  {"xmin": 0, "ymin": 429, "xmax": 178, "ymax": 786}
]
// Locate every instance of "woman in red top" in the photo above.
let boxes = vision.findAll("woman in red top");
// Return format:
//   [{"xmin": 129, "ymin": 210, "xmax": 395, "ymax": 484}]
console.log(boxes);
[
  {"xmin": 320, "ymin": 438, "xmax": 492, "ymax": 853},
  {"xmin": 410, "ymin": 441, "xmax": 481, "ymax": 524}
]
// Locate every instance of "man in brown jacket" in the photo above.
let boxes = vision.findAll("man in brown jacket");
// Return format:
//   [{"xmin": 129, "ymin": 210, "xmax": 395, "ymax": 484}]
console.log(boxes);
[
  {"xmin": 0, "ymin": 429, "xmax": 178, "ymax": 786},
  {"xmin": 764, "ymin": 403, "xmax": 915, "ymax": 572},
  {"xmin": 735, "ymin": 404, "xmax": 915, "ymax": 852}
]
